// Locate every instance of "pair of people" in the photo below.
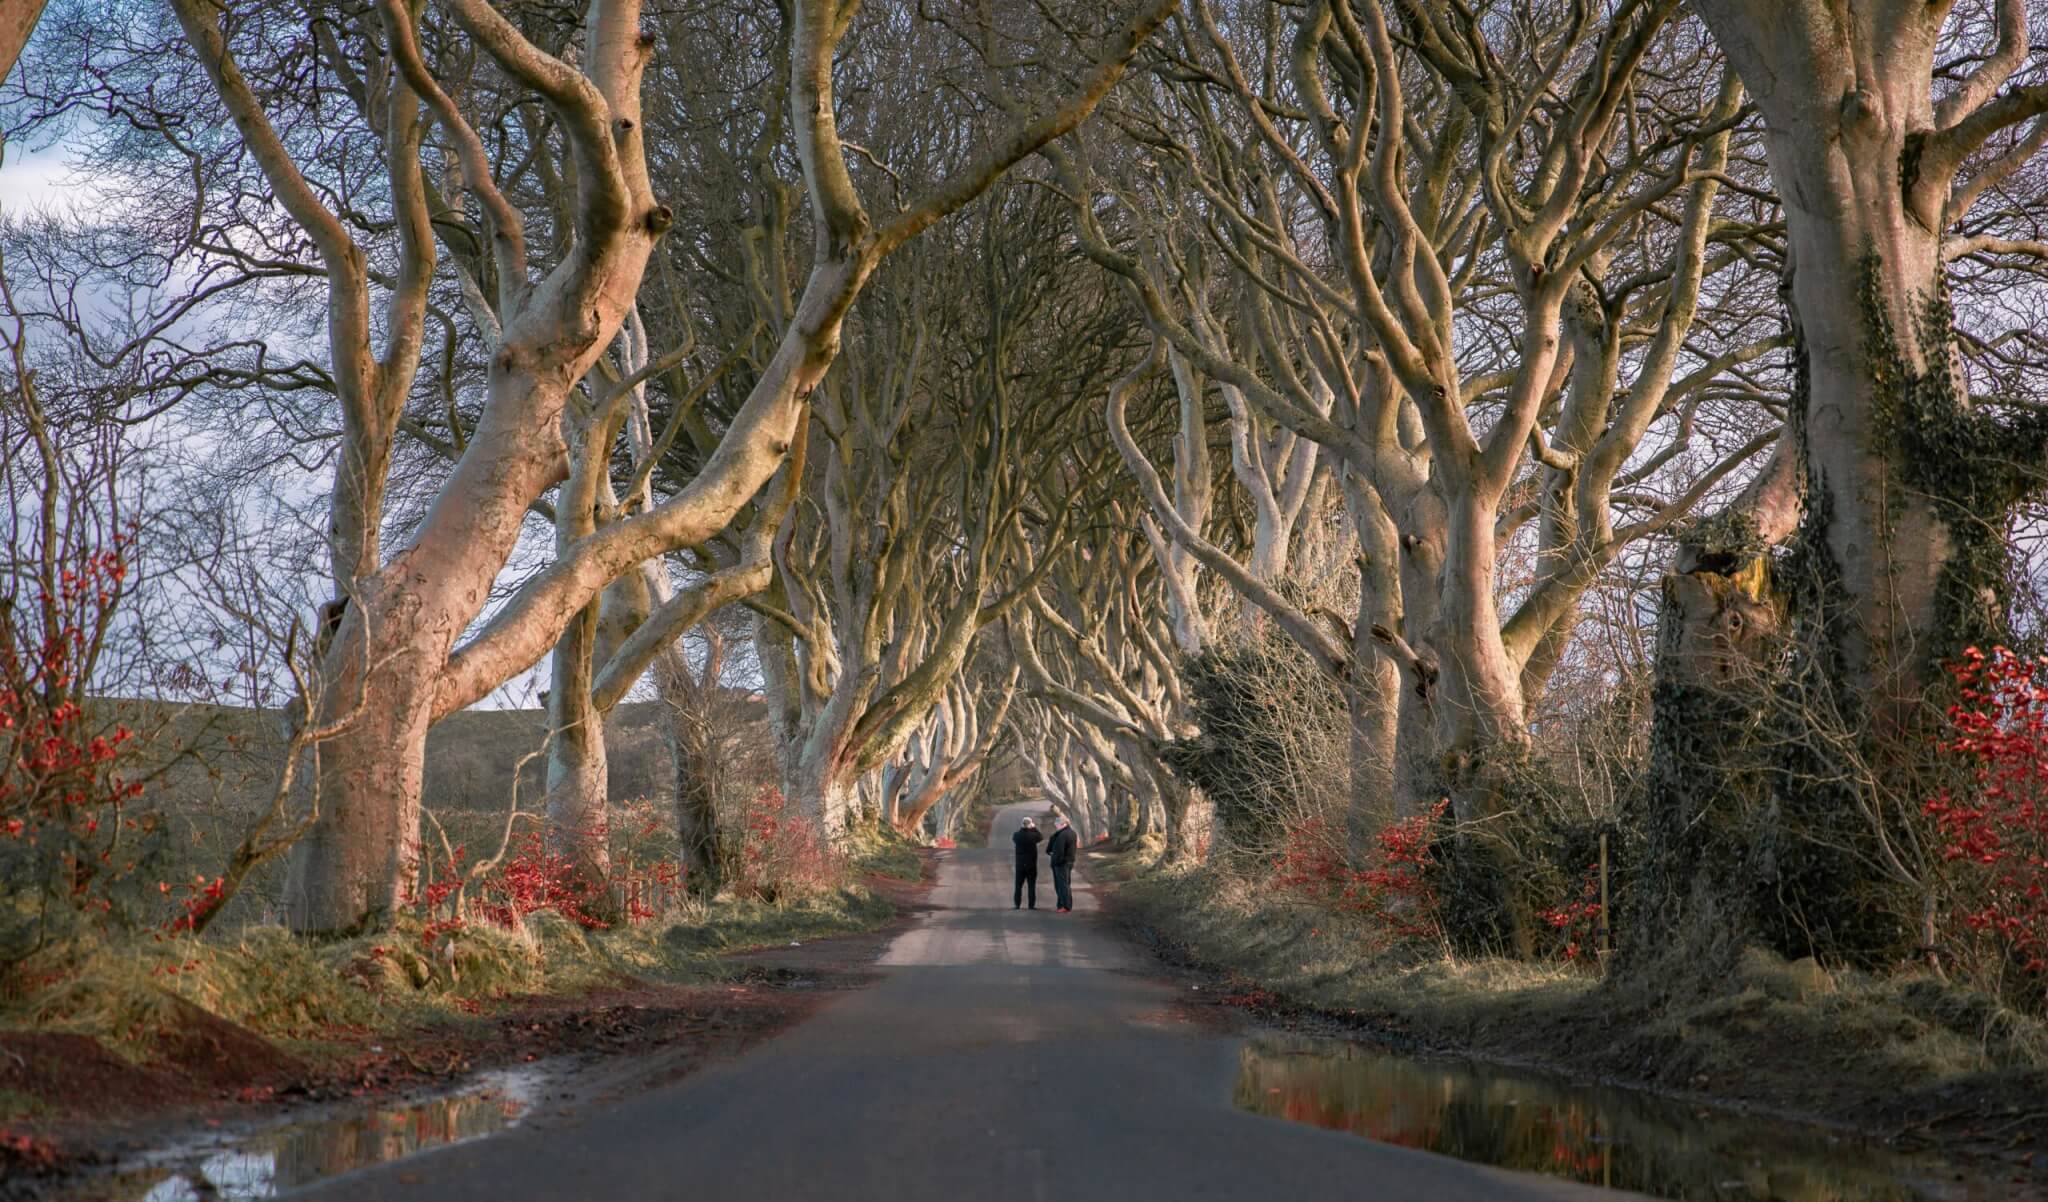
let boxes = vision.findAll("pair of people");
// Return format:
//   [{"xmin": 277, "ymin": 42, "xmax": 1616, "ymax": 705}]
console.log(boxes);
[{"xmin": 1011, "ymin": 815, "xmax": 1077, "ymax": 912}]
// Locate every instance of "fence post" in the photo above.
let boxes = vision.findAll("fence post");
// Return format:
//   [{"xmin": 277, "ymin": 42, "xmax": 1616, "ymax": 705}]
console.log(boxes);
[{"xmin": 1597, "ymin": 832, "xmax": 1611, "ymax": 972}]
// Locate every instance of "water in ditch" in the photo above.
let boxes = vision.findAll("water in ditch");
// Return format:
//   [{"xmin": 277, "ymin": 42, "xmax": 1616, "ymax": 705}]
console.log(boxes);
[
  {"xmin": 1235, "ymin": 1033, "xmax": 2018, "ymax": 1200},
  {"xmin": 79, "ymin": 1067, "xmax": 543, "ymax": 1201}
]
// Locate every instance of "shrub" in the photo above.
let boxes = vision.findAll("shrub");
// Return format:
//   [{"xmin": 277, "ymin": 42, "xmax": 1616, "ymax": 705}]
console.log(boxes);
[
  {"xmin": 1270, "ymin": 801, "xmax": 1446, "ymax": 947},
  {"xmin": 732, "ymin": 786, "xmax": 839, "ymax": 902},
  {"xmin": 0, "ymin": 538, "xmax": 163, "ymax": 962},
  {"xmin": 1924, "ymin": 646, "xmax": 2048, "ymax": 1009},
  {"xmin": 1536, "ymin": 865, "xmax": 1604, "ymax": 965},
  {"xmin": 412, "ymin": 828, "xmax": 611, "ymax": 951},
  {"xmin": 1162, "ymin": 626, "xmax": 1350, "ymax": 861}
]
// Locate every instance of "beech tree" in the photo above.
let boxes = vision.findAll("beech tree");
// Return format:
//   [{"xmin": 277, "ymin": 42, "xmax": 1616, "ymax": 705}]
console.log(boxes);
[
  {"xmin": 1679, "ymin": 0, "xmax": 2048, "ymax": 709},
  {"xmin": 1007, "ymin": 486, "xmax": 1218, "ymax": 855},
  {"xmin": 18, "ymin": 0, "xmax": 2048, "ymax": 991},
  {"xmin": 889, "ymin": 663, "xmax": 1019, "ymax": 837},
  {"xmin": 1639, "ymin": 0, "xmax": 2048, "ymax": 964}
]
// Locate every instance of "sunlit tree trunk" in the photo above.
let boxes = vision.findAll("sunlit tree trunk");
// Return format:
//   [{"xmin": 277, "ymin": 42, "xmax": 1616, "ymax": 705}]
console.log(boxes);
[{"xmin": 1690, "ymin": 0, "xmax": 2048, "ymax": 718}]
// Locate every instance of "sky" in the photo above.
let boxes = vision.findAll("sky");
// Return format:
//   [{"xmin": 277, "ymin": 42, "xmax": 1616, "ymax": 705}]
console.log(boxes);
[{"xmin": 0, "ymin": 136, "xmax": 92, "ymax": 209}]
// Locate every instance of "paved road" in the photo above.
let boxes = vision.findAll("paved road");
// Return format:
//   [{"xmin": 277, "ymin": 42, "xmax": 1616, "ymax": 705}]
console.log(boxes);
[{"xmin": 298, "ymin": 804, "xmax": 1642, "ymax": 1201}]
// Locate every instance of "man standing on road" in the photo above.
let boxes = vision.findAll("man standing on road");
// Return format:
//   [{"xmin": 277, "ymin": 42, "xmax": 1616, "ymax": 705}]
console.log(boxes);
[
  {"xmin": 1046, "ymin": 815, "xmax": 1078, "ymax": 913},
  {"xmin": 1012, "ymin": 817, "xmax": 1042, "ymax": 910}
]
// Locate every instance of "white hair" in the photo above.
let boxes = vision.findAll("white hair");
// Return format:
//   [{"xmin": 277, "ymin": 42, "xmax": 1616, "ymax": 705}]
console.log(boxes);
[
  {"xmin": 1054, "ymin": 816, "xmax": 1070, "ymax": 828},
  {"xmin": 1020, "ymin": 817, "xmax": 1036, "ymax": 828}
]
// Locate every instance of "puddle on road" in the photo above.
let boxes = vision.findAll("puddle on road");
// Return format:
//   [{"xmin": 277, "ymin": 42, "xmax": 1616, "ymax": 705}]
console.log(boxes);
[
  {"xmin": 1235, "ymin": 1034, "xmax": 2008, "ymax": 1200},
  {"xmin": 87, "ymin": 1068, "xmax": 540, "ymax": 1201}
]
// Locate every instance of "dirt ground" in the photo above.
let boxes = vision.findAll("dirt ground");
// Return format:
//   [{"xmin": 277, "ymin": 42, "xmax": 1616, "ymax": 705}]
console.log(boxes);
[{"xmin": 0, "ymin": 857, "xmax": 937, "ymax": 1195}]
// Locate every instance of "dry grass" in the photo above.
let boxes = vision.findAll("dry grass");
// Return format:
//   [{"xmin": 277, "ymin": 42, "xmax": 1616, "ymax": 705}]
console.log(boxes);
[{"xmin": 1, "ymin": 872, "xmax": 904, "ymax": 1060}]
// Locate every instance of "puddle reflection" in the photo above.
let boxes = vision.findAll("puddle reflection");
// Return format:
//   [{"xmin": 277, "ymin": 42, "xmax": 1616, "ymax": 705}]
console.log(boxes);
[
  {"xmin": 1235, "ymin": 1035, "xmax": 2002, "ymax": 1200},
  {"xmin": 123, "ymin": 1069, "xmax": 536, "ymax": 1201}
]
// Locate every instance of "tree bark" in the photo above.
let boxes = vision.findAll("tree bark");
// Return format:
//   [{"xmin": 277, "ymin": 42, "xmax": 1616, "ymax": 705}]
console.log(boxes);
[
  {"xmin": 545, "ymin": 595, "xmax": 613, "ymax": 910},
  {"xmin": 0, "ymin": 0, "xmax": 47, "ymax": 90},
  {"xmin": 283, "ymin": 620, "xmax": 433, "ymax": 931},
  {"xmin": 1342, "ymin": 469, "xmax": 1401, "ymax": 856}
]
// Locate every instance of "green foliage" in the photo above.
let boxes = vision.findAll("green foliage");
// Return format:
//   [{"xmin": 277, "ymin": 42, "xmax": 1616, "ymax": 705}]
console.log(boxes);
[
  {"xmin": 1868, "ymin": 275, "xmax": 2048, "ymax": 655},
  {"xmin": 1863, "ymin": 264, "xmax": 2048, "ymax": 664}
]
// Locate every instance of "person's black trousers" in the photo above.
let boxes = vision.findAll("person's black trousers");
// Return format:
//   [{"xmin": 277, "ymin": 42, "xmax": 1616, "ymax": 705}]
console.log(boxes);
[
  {"xmin": 1014, "ymin": 862, "xmax": 1037, "ymax": 908},
  {"xmin": 1051, "ymin": 861, "xmax": 1073, "ymax": 910}
]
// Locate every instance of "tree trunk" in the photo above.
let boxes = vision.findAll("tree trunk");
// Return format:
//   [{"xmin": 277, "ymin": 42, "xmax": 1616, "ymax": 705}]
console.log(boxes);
[
  {"xmin": 1388, "ymin": 486, "xmax": 1445, "ymax": 821},
  {"xmin": 653, "ymin": 649, "xmax": 724, "ymax": 897},
  {"xmin": 0, "ymin": 0, "xmax": 47, "ymax": 89},
  {"xmin": 1674, "ymin": 0, "xmax": 2048, "ymax": 962},
  {"xmin": 1630, "ymin": 426, "xmax": 1803, "ymax": 968},
  {"xmin": 284, "ymin": 616, "xmax": 434, "ymax": 932},
  {"xmin": 1690, "ymin": 0, "xmax": 1969, "ymax": 725},
  {"xmin": 1344, "ymin": 474, "xmax": 1401, "ymax": 858},
  {"xmin": 1634, "ymin": 521, "xmax": 1788, "ymax": 968},
  {"xmin": 1771, "ymin": 148, "xmax": 1951, "ymax": 725},
  {"xmin": 1427, "ymin": 489, "xmax": 1537, "ymax": 955},
  {"xmin": 793, "ymin": 771, "xmax": 858, "ymax": 842},
  {"xmin": 1430, "ymin": 491, "xmax": 1532, "ymax": 815},
  {"xmin": 880, "ymin": 758, "xmax": 912, "ymax": 831},
  {"xmin": 1154, "ymin": 349, "xmax": 1212, "ymax": 654},
  {"xmin": 545, "ymin": 597, "xmax": 613, "ymax": 911}
]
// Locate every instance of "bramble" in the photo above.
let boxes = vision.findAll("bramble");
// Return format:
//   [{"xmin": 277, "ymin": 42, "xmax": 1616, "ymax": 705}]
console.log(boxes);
[{"xmin": 732, "ymin": 786, "xmax": 838, "ymax": 901}]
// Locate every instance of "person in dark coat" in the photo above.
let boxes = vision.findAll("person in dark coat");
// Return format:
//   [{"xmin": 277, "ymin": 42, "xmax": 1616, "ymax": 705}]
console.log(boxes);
[
  {"xmin": 1045, "ymin": 815, "xmax": 1078, "ymax": 912},
  {"xmin": 1011, "ymin": 816, "xmax": 1042, "ymax": 910}
]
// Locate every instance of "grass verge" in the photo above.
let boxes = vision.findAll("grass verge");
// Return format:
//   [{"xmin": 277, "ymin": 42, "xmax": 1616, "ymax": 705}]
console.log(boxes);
[
  {"xmin": 1, "ymin": 872, "xmax": 907, "ymax": 1067},
  {"xmin": 1109, "ymin": 858, "xmax": 2048, "ymax": 1138},
  {"xmin": 844, "ymin": 824, "xmax": 927, "ymax": 882}
]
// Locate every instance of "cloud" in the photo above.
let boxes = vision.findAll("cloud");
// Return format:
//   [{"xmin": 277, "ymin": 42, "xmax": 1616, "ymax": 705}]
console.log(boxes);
[{"xmin": 0, "ymin": 140, "xmax": 87, "ymax": 211}]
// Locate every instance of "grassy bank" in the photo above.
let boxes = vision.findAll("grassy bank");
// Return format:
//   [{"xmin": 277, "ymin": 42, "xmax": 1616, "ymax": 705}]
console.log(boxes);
[
  {"xmin": 1109, "ymin": 859, "xmax": 2048, "ymax": 1141},
  {"xmin": 0, "ymin": 832, "xmax": 924, "ymax": 1127}
]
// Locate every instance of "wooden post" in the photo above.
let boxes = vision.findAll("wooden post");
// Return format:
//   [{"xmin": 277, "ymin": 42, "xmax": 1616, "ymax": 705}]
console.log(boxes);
[{"xmin": 1597, "ymin": 832, "xmax": 1611, "ymax": 971}]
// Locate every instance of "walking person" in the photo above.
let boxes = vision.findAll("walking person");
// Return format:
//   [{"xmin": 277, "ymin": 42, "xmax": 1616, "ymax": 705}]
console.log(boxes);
[
  {"xmin": 1012, "ymin": 816, "xmax": 1042, "ymax": 910},
  {"xmin": 1046, "ymin": 815, "xmax": 1078, "ymax": 913}
]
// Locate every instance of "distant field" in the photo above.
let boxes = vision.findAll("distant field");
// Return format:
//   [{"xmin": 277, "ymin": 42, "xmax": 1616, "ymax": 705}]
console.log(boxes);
[
  {"xmin": 137, "ymin": 700, "xmax": 677, "ymax": 813},
  {"xmin": 120, "ymin": 696, "xmax": 766, "ymax": 929}
]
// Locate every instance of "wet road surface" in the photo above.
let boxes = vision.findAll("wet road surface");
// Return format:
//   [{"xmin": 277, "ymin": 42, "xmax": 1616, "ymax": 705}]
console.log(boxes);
[{"xmin": 292, "ymin": 804, "xmax": 1644, "ymax": 1201}]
